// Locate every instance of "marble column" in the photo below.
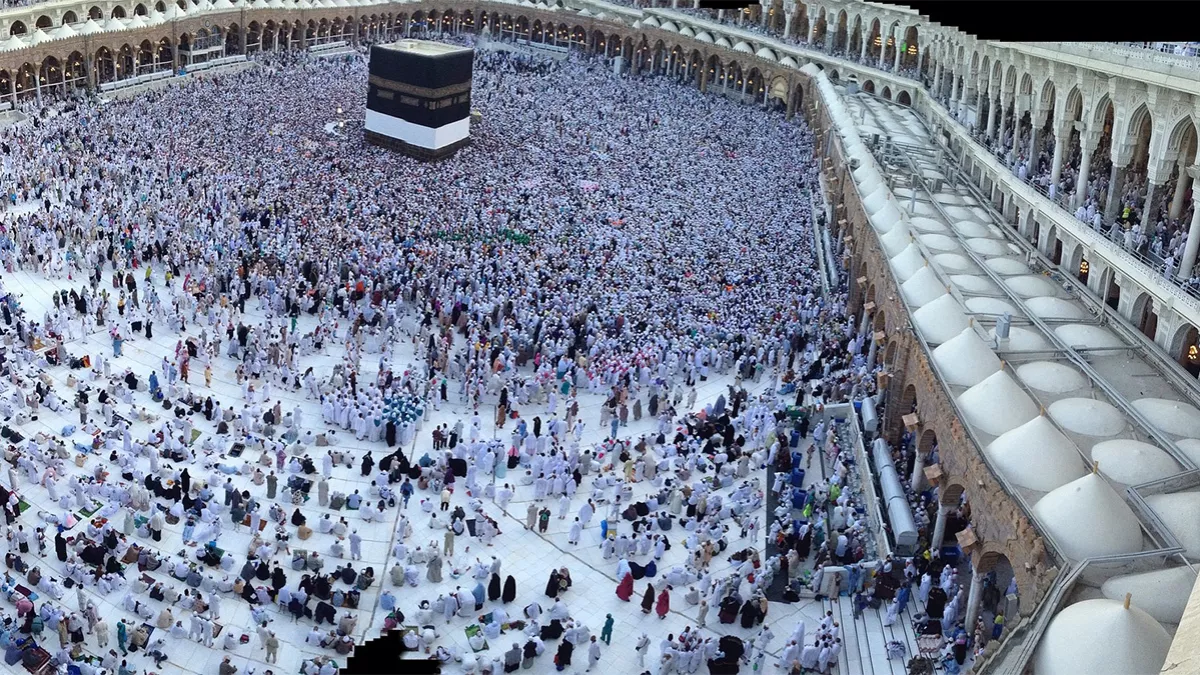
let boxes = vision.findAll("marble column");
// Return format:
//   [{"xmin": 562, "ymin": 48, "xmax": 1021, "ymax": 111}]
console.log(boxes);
[{"xmin": 1177, "ymin": 183, "xmax": 1200, "ymax": 281}]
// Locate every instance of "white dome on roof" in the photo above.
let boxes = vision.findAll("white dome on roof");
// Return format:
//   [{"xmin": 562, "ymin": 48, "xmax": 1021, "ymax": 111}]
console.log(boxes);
[
  {"xmin": 27, "ymin": 28, "xmax": 52, "ymax": 44},
  {"xmin": 984, "ymin": 257, "xmax": 1030, "ymax": 275},
  {"xmin": 863, "ymin": 186, "xmax": 889, "ymax": 215},
  {"xmin": 890, "ymin": 244, "xmax": 926, "ymax": 283},
  {"xmin": 932, "ymin": 328, "xmax": 1002, "ymax": 387},
  {"xmin": 958, "ymin": 370, "xmax": 1039, "ymax": 436},
  {"xmin": 679, "ymin": 26, "xmax": 695, "ymax": 37},
  {"xmin": 694, "ymin": 31, "xmax": 714, "ymax": 43},
  {"xmin": 990, "ymin": 326, "xmax": 1050, "ymax": 351},
  {"xmin": 1100, "ymin": 566, "xmax": 1197, "ymax": 625},
  {"xmin": 733, "ymin": 40, "xmax": 753, "ymax": 53},
  {"xmin": 985, "ymin": 416, "xmax": 1086, "ymax": 492},
  {"xmin": 1176, "ymin": 439, "xmax": 1200, "ymax": 466},
  {"xmin": 952, "ymin": 221, "xmax": 993, "ymax": 238},
  {"xmin": 1032, "ymin": 474, "xmax": 1144, "ymax": 560},
  {"xmin": 1025, "ymin": 297, "xmax": 1088, "ymax": 321},
  {"xmin": 1145, "ymin": 491, "xmax": 1200, "ymax": 559},
  {"xmin": 1055, "ymin": 324, "xmax": 1124, "ymax": 350},
  {"xmin": 942, "ymin": 205, "xmax": 974, "ymax": 220},
  {"xmin": 660, "ymin": 21, "xmax": 679, "ymax": 32},
  {"xmin": 912, "ymin": 295, "xmax": 970, "ymax": 345},
  {"xmin": 964, "ymin": 238, "xmax": 1010, "ymax": 256},
  {"xmin": 1131, "ymin": 398, "xmax": 1200, "ymax": 438},
  {"xmin": 908, "ymin": 216, "xmax": 946, "ymax": 234},
  {"xmin": 917, "ymin": 233, "xmax": 960, "ymax": 253},
  {"xmin": 78, "ymin": 19, "xmax": 102, "ymax": 34},
  {"xmin": 965, "ymin": 297, "xmax": 1020, "ymax": 316},
  {"xmin": 779, "ymin": 56, "xmax": 798, "ymax": 67},
  {"xmin": 933, "ymin": 192, "xmax": 963, "ymax": 205},
  {"xmin": 1005, "ymin": 275, "xmax": 1059, "ymax": 297},
  {"xmin": 932, "ymin": 253, "xmax": 977, "ymax": 274},
  {"xmin": 879, "ymin": 219, "xmax": 913, "ymax": 257},
  {"xmin": 754, "ymin": 47, "xmax": 776, "ymax": 60},
  {"xmin": 870, "ymin": 202, "xmax": 903, "ymax": 234},
  {"xmin": 1091, "ymin": 440, "xmax": 1181, "ymax": 485},
  {"xmin": 1033, "ymin": 598, "xmax": 1170, "ymax": 675},
  {"xmin": 714, "ymin": 36, "xmax": 732, "ymax": 48},
  {"xmin": 900, "ymin": 267, "xmax": 947, "ymax": 309},
  {"xmin": 1016, "ymin": 361, "xmax": 1087, "ymax": 393},
  {"xmin": 1048, "ymin": 398, "xmax": 1126, "ymax": 437},
  {"xmin": 949, "ymin": 275, "xmax": 999, "ymax": 295}
]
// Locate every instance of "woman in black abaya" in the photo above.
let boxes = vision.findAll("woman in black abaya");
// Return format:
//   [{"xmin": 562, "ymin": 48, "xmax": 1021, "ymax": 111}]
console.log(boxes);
[
  {"xmin": 489, "ymin": 573, "xmax": 502, "ymax": 602},
  {"xmin": 502, "ymin": 575, "xmax": 517, "ymax": 603},
  {"xmin": 544, "ymin": 569, "xmax": 560, "ymax": 599}
]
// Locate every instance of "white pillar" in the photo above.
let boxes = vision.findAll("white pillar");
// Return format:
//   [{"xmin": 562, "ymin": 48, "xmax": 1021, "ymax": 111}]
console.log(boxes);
[
  {"xmin": 1050, "ymin": 133, "xmax": 1067, "ymax": 195},
  {"xmin": 1176, "ymin": 184, "xmax": 1200, "ymax": 281},
  {"xmin": 964, "ymin": 564, "xmax": 985, "ymax": 630},
  {"xmin": 909, "ymin": 449, "xmax": 924, "ymax": 492},
  {"xmin": 859, "ymin": 32, "xmax": 868, "ymax": 62},
  {"xmin": 931, "ymin": 503, "xmax": 948, "ymax": 552},
  {"xmin": 1169, "ymin": 162, "xmax": 1193, "ymax": 220},
  {"xmin": 878, "ymin": 34, "xmax": 888, "ymax": 69},
  {"xmin": 1073, "ymin": 139, "xmax": 1094, "ymax": 210},
  {"xmin": 893, "ymin": 35, "xmax": 902, "ymax": 71}
]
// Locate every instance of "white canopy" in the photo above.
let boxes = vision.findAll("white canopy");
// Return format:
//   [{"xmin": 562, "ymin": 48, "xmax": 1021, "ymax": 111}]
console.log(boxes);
[
  {"xmin": 1131, "ymin": 398, "xmax": 1200, "ymax": 438},
  {"xmin": 917, "ymin": 233, "xmax": 960, "ymax": 253},
  {"xmin": 984, "ymin": 416, "xmax": 1086, "ymax": 492},
  {"xmin": 952, "ymin": 221, "xmax": 994, "ymax": 238},
  {"xmin": 965, "ymin": 297, "xmax": 1020, "ymax": 316},
  {"xmin": 912, "ymin": 295, "xmax": 970, "ymax": 345},
  {"xmin": 984, "ymin": 257, "xmax": 1031, "ymax": 275},
  {"xmin": 1005, "ymin": 275, "xmax": 1060, "ymax": 297},
  {"xmin": 1033, "ymin": 598, "xmax": 1171, "ymax": 675},
  {"xmin": 1016, "ymin": 361, "xmax": 1087, "ymax": 393},
  {"xmin": 989, "ymin": 326, "xmax": 1050, "ymax": 351},
  {"xmin": 932, "ymin": 253, "xmax": 977, "ymax": 274},
  {"xmin": 964, "ymin": 238, "xmax": 1010, "ymax": 256},
  {"xmin": 880, "ymin": 220, "xmax": 913, "ymax": 257},
  {"xmin": 931, "ymin": 328, "xmax": 1002, "ymax": 387},
  {"xmin": 1100, "ymin": 566, "xmax": 1197, "ymax": 625},
  {"xmin": 1055, "ymin": 324, "xmax": 1125, "ymax": 350},
  {"xmin": 27, "ymin": 28, "xmax": 52, "ymax": 45},
  {"xmin": 863, "ymin": 186, "xmax": 890, "ymax": 215},
  {"xmin": 1047, "ymin": 398, "xmax": 1126, "ymax": 437},
  {"xmin": 1146, "ymin": 491, "xmax": 1200, "ymax": 559},
  {"xmin": 1176, "ymin": 439, "xmax": 1200, "ymax": 467},
  {"xmin": 900, "ymin": 267, "xmax": 947, "ymax": 309},
  {"xmin": 948, "ymin": 275, "xmax": 999, "ymax": 295},
  {"xmin": 1032, "ymin": 473, "xmax": 1144, "ymax": 560},
  {"xmin": 889, "ymin": 244, "xmax": 926, "ymax": 283},
  {"xmin": 908, "ymin": 217, "xmax": 947, "ymax": 234},
  {"xmin": 78, "ymin": 20, "xmax": 102, "ymax": 35},
  {"xmin": 1024, "ymin": 297, "xmax": 1088, "ymax": 321},
  {"xmin": 870, "ymin": 202, "xmax": 903, "ymax": 234},
  {"xmin": 957, "ymin": 370, "xmax": 1039, "ymax": 436},
  {"xmin": 1091, "ymin": 440, "xmax": 1181, "ymax": 485}
]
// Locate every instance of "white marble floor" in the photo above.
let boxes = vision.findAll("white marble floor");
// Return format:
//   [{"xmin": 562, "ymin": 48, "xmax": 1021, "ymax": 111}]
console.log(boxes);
[{"xmin": 0, "ymin": 259, "xmax": 914, "ymax": 675}]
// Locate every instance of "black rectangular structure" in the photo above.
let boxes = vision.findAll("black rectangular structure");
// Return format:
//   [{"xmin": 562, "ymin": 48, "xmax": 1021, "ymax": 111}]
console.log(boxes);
[{"xmin": 364, "ymin": 40, "xmax": 474, "ymax": 161}]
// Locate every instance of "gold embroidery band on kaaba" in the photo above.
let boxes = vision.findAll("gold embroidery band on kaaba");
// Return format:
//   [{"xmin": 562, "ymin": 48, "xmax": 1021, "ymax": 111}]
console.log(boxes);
[{"xmin": 369, "ymin": 75, "xmax": 472, "ymax": 99}]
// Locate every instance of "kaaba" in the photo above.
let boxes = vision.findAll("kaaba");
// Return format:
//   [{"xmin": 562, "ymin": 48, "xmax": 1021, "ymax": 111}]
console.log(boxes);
[{"xmin": 364, "ymin": 40, "xmax": 473, "ymax": 161}]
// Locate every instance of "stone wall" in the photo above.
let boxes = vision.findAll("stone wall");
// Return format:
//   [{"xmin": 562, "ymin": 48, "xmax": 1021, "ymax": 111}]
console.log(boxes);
[{"xmin": 803, "ymin": 89, "xmax": 1058, "ymax": 616}]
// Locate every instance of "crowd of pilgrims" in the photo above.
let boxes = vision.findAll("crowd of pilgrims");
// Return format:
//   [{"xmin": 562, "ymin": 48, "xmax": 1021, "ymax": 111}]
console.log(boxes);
[{"xmin": 0, "ymin": 31, "xmax": 893, "ymax": 675}]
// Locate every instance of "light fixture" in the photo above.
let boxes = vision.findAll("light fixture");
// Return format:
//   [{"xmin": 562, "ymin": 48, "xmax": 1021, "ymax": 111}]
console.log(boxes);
[{"xmin": 1079, "ymin": 260, "xmax": 1089, "ymax": 275}]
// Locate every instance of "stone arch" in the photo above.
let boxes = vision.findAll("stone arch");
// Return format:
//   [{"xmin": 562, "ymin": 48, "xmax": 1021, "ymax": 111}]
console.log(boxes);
[
  {"xmin": 111, "ymin": 5, "xmax": 126, "ymax": 18},
  {"xmin": 34, "ymin": 15, "xmax": 52, "ymax": 30},
  {"xmin": 899, "ymin": 382, "xmax": 918, "ymax": 417},
  {"xmin": 14, "ymin": 62, "xmax": 34, "ymax": 99},
  {"xmin": 1171, "ymin": 323, "xmax": 1200, "ymax": 377},
  {"xmin": 976, "ymin": 548, "xmax": 1019, "ymax": 617},
  {"xmin": 1166, "ymin": 114, "xmax": 1198, "ymax": 159},
  {"xmin": 901, "ymin": 24, "xmax": 918, "ymax": 68},
  {"xmin": 848, "ymin": 14, "xmax": 862, "ymax": 54},
  {"xmin": 88, "ymin": 5, "xmax": 103, "ymax": 20},
  {"xmin": 62, "ymin": 11, "xmax": 78, "ymax": 24},
  {"xmin": 833, "ymin": 9, "xmax": 847, "ymax": 52},
  {"xmin": 940, "ymin": 482, "xmax": 966, "ymax": 506},
  {"xmin": 95, "ymin": 46, "xmax": 115, "ymax": 83},
  {"xmin": 9, "ymin": 21, "xmax": 25, "ymax": 36},
  {"xmin": 897, "ymin": 90, "xmax": 911, "ymax": 105},
  {"xmin": 917, "ymin": 427, "xmax": 938, "ymax": 455},
  {"xmin": 883, "ymin": 338, "xmax": 899, "ymax": 370},
  {"xmin": 1129, "ymin": 290, "xmax": 1156, "ymax": 339},
  {"xmin": 881, "ymin": 85, "xmax": 891, "ymax": 100},
  {"xmin": 862, "ymin": 79, "xmax": 875, "ymax": 94}
]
